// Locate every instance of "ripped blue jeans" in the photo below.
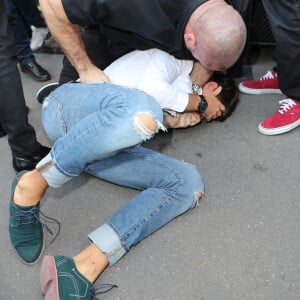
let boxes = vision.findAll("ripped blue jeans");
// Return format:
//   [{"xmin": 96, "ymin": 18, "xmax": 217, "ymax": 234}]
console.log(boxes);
[{"xmin": 37, "ymin": 82, "xmax": 204, "ymax": 265}]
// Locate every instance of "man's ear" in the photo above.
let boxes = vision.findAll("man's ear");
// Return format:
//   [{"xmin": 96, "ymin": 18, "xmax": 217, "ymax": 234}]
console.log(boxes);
[
  {"xmin": 184, "ymin": 23, "xmax": 196, "ymax": 50},
  {"xmin": 203, "ymin": 82, "xmax": 221, "ymax": 95}
]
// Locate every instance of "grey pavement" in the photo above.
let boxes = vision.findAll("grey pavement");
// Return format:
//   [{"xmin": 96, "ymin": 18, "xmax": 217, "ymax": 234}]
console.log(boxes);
[{"xmin": 0, "ymin": 48, "xmax": 299, "ymax": 300}]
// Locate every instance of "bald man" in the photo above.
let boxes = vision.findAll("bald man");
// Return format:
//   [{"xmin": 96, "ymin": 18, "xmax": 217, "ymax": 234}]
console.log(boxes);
[{"xmin": 40, "ymin": 0, "xmax": 248, "ymax": 120}]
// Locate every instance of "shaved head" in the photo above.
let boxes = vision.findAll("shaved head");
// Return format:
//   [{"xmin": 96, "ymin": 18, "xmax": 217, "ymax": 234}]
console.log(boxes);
[{"xmin": 185, "ymin": 1, "xmax": 247, "ymax": 70}]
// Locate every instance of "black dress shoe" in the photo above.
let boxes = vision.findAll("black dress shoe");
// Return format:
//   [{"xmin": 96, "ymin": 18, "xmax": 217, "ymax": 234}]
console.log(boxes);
[
  {"xmin": 13, "ymin": 145, "xmax": 51, "ymax": 172},
  {"xmin": 0, "ymin": 122, "xmax": 7, "ymax": 137},
  {"xmin": 20, "ymin": 59, "xmax": 51, "ymax": 82}
]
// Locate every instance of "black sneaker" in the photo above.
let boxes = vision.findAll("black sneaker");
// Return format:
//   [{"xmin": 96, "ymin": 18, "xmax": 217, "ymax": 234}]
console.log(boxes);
[{"xmin": 36, "ymin": 82, "xmax": 60, "ymax": 104}]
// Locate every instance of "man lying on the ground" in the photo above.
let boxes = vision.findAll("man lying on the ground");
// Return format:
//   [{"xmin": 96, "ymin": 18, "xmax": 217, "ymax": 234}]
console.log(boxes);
[
  {"xmin": 9, "ymin": 80, "xmax": 204, "ymax": 300},
  {"xmin": 37, "ymin": 49, "xmax": 239, "ymax": 129}
]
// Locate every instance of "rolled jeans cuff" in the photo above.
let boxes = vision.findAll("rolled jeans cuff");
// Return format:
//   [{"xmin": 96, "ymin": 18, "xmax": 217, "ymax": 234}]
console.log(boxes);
[
  {"xmin": 88, "ymin": 223, "xmax": 126, "ymax": 266},
  {"xmin": 36, "ymin": 153, "xmax": 72, "ymax": 188}
]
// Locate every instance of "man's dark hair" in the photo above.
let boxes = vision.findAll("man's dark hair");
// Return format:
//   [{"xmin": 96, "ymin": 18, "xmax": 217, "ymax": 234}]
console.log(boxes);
[{"xmin": 209, "ymin": 72, "xmax": 239, "ymax": 122}]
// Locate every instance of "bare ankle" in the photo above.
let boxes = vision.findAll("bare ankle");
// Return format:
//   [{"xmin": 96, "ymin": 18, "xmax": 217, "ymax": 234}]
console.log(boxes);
[
  {"xmin": 74, "ymin": 244, "xmax": 108, "ymax": 283},
  {"xmin": 13, "ymin": 170, "xmax": 48, "ymax": 206}
]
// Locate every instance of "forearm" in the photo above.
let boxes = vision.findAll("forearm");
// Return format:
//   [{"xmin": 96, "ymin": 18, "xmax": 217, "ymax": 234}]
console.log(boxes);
[
  {"xmin": 163, "ymin": 111, "xmax": 202, "ymax": 128},
  {"xmin": 40, "ymin": 1, "xmax": 85, "ymax": 69},
  {"xmin": 190, "ymin": 61, "xmax": 213, "ymax": 86},
  {"xmin": 40, "ymin": 0, "xmax": 107, "ymax": 82}
]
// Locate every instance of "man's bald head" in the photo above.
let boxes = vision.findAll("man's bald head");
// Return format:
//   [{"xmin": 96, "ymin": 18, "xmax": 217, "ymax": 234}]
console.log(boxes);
[{"xmin": 184, "ymin": 0, "xmax": 247, "ymax": 71}]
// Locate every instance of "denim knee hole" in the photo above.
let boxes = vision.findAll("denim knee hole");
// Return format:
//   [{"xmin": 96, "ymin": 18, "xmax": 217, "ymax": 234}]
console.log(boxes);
[
  {"xmin": 194, "ymin": 191, "xmax": 203, "ymax": 206},
  {"xmin": 134, "ymin": 112, "xmax": 166, "ymax": 141}
]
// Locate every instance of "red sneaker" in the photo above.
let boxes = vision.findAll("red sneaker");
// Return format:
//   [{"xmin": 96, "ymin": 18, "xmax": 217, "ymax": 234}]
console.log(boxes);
[
  {"xmin": 239, "ymin": 70, "xmax": 281, "ymax": 94},
  {"xmin": 258, "ymin": 99, "xmax": 300, "ymax": 135}
]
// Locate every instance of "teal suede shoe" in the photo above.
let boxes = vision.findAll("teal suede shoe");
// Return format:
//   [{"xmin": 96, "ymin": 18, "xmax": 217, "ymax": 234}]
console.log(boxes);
[
  {"xmin": 40, "ymin": 255, "xmax": 117, "ymax": 300},
  {"xmin": 9, "ymin": 171, "xmax": 45, "ymax": 265}
]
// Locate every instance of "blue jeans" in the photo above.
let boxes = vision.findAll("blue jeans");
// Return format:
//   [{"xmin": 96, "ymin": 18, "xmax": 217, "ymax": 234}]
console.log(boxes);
[{"xmin": 37, "ymin": 82, "xmax": 204, "ymax": 265}]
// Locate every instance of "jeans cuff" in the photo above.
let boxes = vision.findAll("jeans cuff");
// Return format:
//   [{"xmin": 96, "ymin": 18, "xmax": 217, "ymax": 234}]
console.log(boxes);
[
  {"xmin": 88, "ymin": 223, "xmax": 126, "ymax": 266},
  {"xmin": 36, "ymin": 153, "xmax": 72, "ymax": 188}
]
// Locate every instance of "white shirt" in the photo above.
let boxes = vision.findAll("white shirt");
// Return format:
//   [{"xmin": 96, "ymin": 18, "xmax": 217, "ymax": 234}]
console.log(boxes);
[{"xmin": 104, "ymin": 49, "xmax": 194, "ymax": 113}]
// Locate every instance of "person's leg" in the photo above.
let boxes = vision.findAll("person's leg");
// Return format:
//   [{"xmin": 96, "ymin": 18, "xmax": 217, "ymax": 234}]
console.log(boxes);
[
  {"xmin": 257, "ymin": 0, "xmax": 300, "ymax": 135},
  {"xmin": 13, "ymin": 0, "xmax": 47, "ymax": 28},
  {"xmin": 13, "ymin": 0, "xmax": 49, "ymax": 51},
  {"xmin": 0, "ymin": 1, "xmax": 49, "ymax": 171},
  {"xmin": 3, "ymin": 0, "xmax": 50, "ymax": 81},
  {"xmin": 40, "ymin": 146, "xmax": 204, "ymax": 299},
  {"xmin": 0, "ymin": 121, "xmax": 7, "ymax": 137},
  {"xmin": 3, "ymin": 0, "xmax": 34, "ymax": 65},
  {"xmin": 227, "ymin": 0, "xmax": 251, "ymax": 78},
  {"xmin": 262, "ymin": 0, "xmax": 300, "ymax": 98},
  {"xmin": 86, "ymin": 146, "xmax": 204, "ymax": 263},
  {"xmin": 40, "ymin": 83, "xmax": 164, "ymax": 179},
  {"xmin": 9, "ymin": 82, "xmax": 164, "ymax": 264}
]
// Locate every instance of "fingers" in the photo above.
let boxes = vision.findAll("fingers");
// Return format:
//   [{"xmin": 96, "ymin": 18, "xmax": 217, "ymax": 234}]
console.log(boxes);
[
  {"xmin": 208, "ymin": 110, "xmax": 223, "ymax": 121},
  {"xmin": 203, "ymin": 106, "xmax": 223, "ymax": 121},
  {"xmin": 202, "ymin": 97, "xmax": 224, "ymax": 121},
  {"xmin": 212, "ymin": 86, "xmax": 222, "ymax": 97}
]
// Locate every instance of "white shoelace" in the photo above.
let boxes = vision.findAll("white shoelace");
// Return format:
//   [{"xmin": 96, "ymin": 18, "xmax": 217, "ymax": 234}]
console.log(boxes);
[
  {"xmin": 260, "ymin": 70, "xmax": 276, "ymax": 81},
  {"xmin": 278, "ymin": 99, "xmax": 296, "ymax": 114}
]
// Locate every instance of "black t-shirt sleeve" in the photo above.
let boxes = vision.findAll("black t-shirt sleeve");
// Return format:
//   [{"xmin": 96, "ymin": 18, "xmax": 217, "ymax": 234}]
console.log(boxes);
[{"xmin": 62, "ymin": 0, "xmax": 108, "ymax": 25}]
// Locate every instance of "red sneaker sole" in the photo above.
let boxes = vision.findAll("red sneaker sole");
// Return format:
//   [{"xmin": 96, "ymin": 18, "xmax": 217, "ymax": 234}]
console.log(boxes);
[
  {"xmin": 258, "ymin": 119, "xmax": 300, "ymax": 135},
  {"xmin": 239, "ymin": 83, "xmax": 282, "ymax": 95}
]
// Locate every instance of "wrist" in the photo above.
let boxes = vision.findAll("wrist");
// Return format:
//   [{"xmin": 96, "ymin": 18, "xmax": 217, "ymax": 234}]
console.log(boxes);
[
  {"xmin": 197, "ymin": 95, "xmax": 208, "ymax": 113},
  {"xmin": 192, "ymin": 83, "xmax": 208, "ymax": 113}
]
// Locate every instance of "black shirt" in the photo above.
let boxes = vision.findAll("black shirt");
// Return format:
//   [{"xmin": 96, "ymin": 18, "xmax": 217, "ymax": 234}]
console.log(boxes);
[{"xmin": 62, "ymin": 0, "xmax": 248, "ymax": 59}]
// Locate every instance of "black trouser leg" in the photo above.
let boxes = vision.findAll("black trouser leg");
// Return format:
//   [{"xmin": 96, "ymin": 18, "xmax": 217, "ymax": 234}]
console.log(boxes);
[
  {"xmin": 227, "ymin": 0, "xmax": 252, "ymax": 77},
  {"xmin": 0, "ymin": 1, "xmax": 41, "ymax": 157},
  {"xmin": 262, "ymin": 0, "xmax": 300, "ymax": 99}
]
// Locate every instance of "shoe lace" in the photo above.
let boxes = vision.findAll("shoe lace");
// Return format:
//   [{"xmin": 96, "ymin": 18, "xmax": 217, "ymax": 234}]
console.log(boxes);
[
  {"xmin": 260, "ymin": 70, "xmax": 276, "ymax": 81},
  {"xmin": 278, "ymin": 99, "xmax": 296, "ymax": 114},
  {"xmin": 89, "ymin": 283, "xmax": 118, "ymax": 299},
  {"xmin": 15, "ymin": 207, "xmax": 61, "ymax": 244}
]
